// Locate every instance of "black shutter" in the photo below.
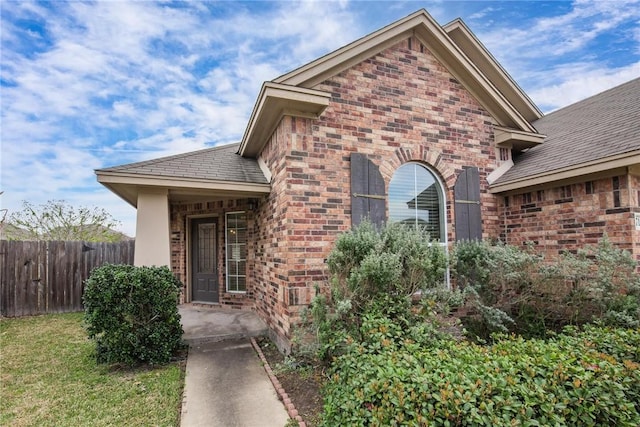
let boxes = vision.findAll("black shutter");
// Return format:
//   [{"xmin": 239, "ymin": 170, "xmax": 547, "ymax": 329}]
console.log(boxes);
[
  {"xmin": 454, "ymin": 167, "xmax": 482, "ymax": 241},
  {"xmin": 350, "ymin": 153, "xmax": 385, "ymax": 227}
]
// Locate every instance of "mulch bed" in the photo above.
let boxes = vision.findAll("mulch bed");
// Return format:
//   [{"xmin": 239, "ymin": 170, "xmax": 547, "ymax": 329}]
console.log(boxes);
[{"xmin": 253, "ymin": 337, "xmax": 324, "ymax": 426}]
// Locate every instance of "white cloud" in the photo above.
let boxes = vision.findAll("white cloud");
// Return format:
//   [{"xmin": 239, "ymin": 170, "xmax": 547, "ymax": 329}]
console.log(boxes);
[
  {"xmin": 530, "ymin": 62, "xmax": 640, "ymax": 112},
  {"xmin": 474, "ymin": 0, "xmax": 640, "ymax": 110},
  {"xmin": 2, "ymin": 0, "xmax": 639, "ymax": 237}
]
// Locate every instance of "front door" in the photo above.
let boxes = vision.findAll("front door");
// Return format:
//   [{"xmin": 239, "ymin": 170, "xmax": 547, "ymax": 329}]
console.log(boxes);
[{"xmin": 191, "ymin": 218, "xmax": 219, "ymax": 303}]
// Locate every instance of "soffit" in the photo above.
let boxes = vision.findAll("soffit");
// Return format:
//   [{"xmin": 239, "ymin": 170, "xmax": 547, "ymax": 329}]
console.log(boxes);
[
  {"xmin": 238, "ymin": 83, "xmax": 331, "ymax": 157},
  {"xmin": 97, "ymin": 174, "xmax": 271, "ymax": 208}
]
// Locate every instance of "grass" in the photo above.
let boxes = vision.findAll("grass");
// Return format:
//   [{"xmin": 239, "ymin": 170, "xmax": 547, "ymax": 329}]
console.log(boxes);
[{"xmin": 0, "ymin": 312, "xmax": 185, "ymax": 427}]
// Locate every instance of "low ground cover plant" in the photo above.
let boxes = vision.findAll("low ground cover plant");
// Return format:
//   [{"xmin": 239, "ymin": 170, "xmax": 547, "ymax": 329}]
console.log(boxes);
[
  {"xmin": 321, "ymin": 324, "xmax": 640, "ymax": 426},
  {"xmin": 84, "ymin": 264, "xmax": 184, "ymax": 365}
]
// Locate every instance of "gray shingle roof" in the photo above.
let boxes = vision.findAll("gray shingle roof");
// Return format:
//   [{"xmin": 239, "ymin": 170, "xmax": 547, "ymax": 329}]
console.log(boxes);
[
  {"xmin": 97, "ymin": 143, "xmax": 269, "ymax": 185},
  {"xmin": 493, "ymin": 77, "xmax": 640, "ymax": 185}
]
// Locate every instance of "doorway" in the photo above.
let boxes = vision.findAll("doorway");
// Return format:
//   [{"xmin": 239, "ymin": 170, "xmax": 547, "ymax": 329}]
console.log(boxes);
[{"xmin": 190, "ymin": 217, "xmax": 219, "ymax": 303}]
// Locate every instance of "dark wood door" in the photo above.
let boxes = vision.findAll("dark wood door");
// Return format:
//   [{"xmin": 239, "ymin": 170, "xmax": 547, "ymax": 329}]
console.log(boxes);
[{"xmin": 191, "ymin": 218, "xmax": 218, "ymax": 303}]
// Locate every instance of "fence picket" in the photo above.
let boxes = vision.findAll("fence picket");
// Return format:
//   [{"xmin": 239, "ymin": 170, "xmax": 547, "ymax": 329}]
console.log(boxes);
[{"xmin": 0, "ymin": 240, "xmax": 135, "ymax": 317}]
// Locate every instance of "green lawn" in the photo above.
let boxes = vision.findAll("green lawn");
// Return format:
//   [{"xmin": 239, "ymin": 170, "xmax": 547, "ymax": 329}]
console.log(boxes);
[{"xmin": 0, "ymin": 312, "xmax": 185, "ymax": 427}]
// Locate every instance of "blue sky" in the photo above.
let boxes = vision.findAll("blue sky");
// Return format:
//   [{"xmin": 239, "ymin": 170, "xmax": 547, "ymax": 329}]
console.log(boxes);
[{"xmin": 1, "ymin": 0, "xmax": 639, "ymax": 236}]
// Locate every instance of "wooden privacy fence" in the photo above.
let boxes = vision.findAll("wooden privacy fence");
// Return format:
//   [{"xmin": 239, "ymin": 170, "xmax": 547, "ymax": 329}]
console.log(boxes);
[{"xmin": 0, "ymin": 240, "xmax": 135, "ymax": 317}]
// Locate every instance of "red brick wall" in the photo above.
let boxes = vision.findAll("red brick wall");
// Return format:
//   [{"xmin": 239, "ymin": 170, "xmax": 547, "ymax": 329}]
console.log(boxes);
[
  {"xmin": 501, "ymin": 174, "xmax": 640, "ymax": 269},
  {"xmin": 630, "ymin": 173, "xmax": 640, "ymax": 267},
  {"xmin": 257, "ymin": 36, "xmax": 503, "ymax": 349},
  {"xmin": 170, "ymin": 200, "xmax": 255, "ymax": 309}
]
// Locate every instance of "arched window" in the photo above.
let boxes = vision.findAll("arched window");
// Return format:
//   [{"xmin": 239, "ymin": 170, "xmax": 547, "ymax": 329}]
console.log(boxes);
[{"xmin": 388, "ymin": 163, "xmax": 445, "ymax": 241}]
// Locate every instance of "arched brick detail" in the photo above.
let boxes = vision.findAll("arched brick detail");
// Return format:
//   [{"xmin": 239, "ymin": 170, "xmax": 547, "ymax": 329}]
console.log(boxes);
[{"xmin": 380, "ymin": 147, "xmax": 457, "ymax": 189}]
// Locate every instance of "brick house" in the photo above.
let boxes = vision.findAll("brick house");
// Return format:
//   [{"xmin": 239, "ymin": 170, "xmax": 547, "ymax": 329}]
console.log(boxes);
[{"xmin": 96, "ymin": 10, "xmax": 640, "ymax": 350}]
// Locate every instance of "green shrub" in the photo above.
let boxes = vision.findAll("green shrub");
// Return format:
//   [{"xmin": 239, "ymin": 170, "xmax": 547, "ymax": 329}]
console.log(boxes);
[
  {"xmin": 294, "ymin": 222, "xmax": 448, "ymax": 362},
  {"xmin": 327, "ymin": 221, "xmax": 447, "ymax": 309},
  {"xmin": 83, "ymin": 264, "xmax": 184, "ymax": 365},
  {"xmin": 451, "ymin": 237, "xmax": 640, "ymax": 339},
  {"xmin": 321, "ymin": 326, "xmax": 640, "ymax": 426}
]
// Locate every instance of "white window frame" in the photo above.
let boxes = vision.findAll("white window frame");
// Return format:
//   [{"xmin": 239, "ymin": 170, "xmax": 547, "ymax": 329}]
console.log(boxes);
[
  {"xmin": 225, "ymin": 211, "xmax": 247, "ymax": 293},
  {"xmin": 388, "ymin": 161, "xmax": 448, "ymax": 244},
  {"xmin": 389, "ymin": 162, "xmax": 450, "ymax": 288}
]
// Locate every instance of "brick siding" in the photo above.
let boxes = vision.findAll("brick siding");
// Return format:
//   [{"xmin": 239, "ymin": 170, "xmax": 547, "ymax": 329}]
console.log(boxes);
[
  {"xmin": 170, "ymin": 200, "xmax": 255, "ymax": 309},
  {"xmin": 501, "ymin": 174, "xmax": 640, "ymax": 269},
  {"xmin": 256, "ymin": 36, "xmax": 502, "ymax": 349},
  {"xmin": 167, "ymin": 36, "xmax": 639, "ymax": 351}
]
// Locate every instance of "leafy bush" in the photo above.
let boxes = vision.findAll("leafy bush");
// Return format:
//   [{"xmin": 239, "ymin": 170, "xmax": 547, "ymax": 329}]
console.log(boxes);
[
  {"xmin": 321, "ymin": 326, "xmax": 640, "ymax": 426},
  {"xmin": 327, "ymin": 221, "xmax": 447, "ymax": 309},
  {"xmin": 293, "ymin": 221, "xmax": 448, "ymax": 362},
  {"xmin": 83, "ymin": 264, "xmax": 184, "ymax": 365},
  {"xmin": 451, "ymin": 237, "xmax": 640, "ymax": 339}
]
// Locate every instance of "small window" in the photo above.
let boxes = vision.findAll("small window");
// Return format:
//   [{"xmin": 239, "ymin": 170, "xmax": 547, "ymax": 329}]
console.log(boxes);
[
  {"xmin": 226, "ymin": 212, "xmax": 247, "ymax": 293},
  {"xmin": 522, "ymin": 193, "xmax": 532, "ymax": 204},
  {"xmin": 585, "ymin": 181, "xmax": 594, "ymax": 194},
  {"xmin": 388, "ymin": 163, "xmax": 445, "ymax": 241},
  {"xmin": 613, "ymin": 177, "xmax": 621, "ymax": 207},
  {"xmin": 504, "ymin": 196, "xmax": 510, "ymax": 208},
  {"xmin": 537, "ymin": 190, "xmax": 545, "ymax": 202},
  {"xmin": 560, "ymin": 185, "xmax": 572, "ymax": 199},
  {"xmin": 499, "ymin": 148, "xmax": 510, "ymax": 162}
]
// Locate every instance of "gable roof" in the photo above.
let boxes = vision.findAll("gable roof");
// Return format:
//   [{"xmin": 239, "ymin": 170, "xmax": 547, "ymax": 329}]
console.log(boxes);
[
  {"xmin": 491, "ymin": 78, "xmax": 640, "ymax": 192},
  {"xmin": 239, "ymin": 9, "xmax": 542, "ymax": 157},
  {"xmin": 96, "ymin": 143, "xmax": 269, "ymax": 207}
]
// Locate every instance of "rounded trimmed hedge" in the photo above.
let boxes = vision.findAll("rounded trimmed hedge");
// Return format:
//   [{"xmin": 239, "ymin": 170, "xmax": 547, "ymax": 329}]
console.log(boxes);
[{"xmin": 83, "ymin": 264, "xmax": 184, "ymax": 365}]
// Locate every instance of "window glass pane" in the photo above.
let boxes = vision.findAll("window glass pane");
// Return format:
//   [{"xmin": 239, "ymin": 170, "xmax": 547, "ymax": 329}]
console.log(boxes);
[
  {"xmin": 225, "ymin": 212, "xmax": 247, "ymax": 292},
  {"xmin": 389, "ymin": 164, "xmax": 444, "ymax": 240},
  {"xmin": 236, "ymin": 276, "xmax": 246, "ymax": 292}
]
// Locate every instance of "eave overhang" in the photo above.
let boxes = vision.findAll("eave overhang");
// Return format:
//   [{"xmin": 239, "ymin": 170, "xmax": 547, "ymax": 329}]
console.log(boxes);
[
  {"xmin": 238, "ymin": 82, "xmax": 331, "ymax": 157},
  {"xmin": 96, "ymin": 171, "xmax": 271, "ymax": 207},
  {"xmin": 489, "ymin": 151, "xmax": 640, "ymax": 194},
  {"xmin": 443, "ymin": 19, "xmax": 543, "ymax": 122},
  {"xmin": 494, "ymin": 126, "xmax": 546, "ymax": 152},
  {"xmin": 274, "ymin": 9, "xmax": 539, "ymax": 135}
]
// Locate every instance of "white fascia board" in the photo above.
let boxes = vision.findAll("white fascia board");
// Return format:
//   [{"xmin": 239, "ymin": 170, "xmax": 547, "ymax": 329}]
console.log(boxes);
[
  {"xmin": 239, "ymin": 82, "xmax": 330, "ymax": 157},
  {"xmin": 489, "ymin": 151, "xmax": 640, "ymax": 193},
  {"xmin": 97, "ymin": 172, "xmax": 272, "ymax": 194}
]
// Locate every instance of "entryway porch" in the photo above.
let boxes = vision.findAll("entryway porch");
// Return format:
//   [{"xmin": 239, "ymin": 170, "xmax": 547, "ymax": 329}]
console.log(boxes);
[{"xmin": 179, "ymin": 303, "xmax": 268, "ymax": 345}]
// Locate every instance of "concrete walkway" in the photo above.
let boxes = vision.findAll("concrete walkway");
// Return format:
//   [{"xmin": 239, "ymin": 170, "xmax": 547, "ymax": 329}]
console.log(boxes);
[{"xmin": 179, "ymin": 305, "xmax": 290, "ymax": 427}]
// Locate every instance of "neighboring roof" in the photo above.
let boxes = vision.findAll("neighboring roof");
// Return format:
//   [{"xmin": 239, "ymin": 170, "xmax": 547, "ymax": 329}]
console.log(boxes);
[
  {"xmin": 491, "ymin": 78, "xmax": 640, "ymax": 192},
  {"xmin": 97, "ymin": 143, "xmax": 267, "ymax": 184},
  {"xmin": 240, "ymin": 9, "xmax": 541, "ymax": 157},
  {"xmin": 96, "ymin": 143, "xmax": 270, "ymax": 207}
]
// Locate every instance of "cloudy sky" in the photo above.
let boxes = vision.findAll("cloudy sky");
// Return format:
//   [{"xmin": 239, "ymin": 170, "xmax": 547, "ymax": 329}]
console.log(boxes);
[{"xmin": 2, "ymin": 0, "xmax": 639, "ymax": 236}]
